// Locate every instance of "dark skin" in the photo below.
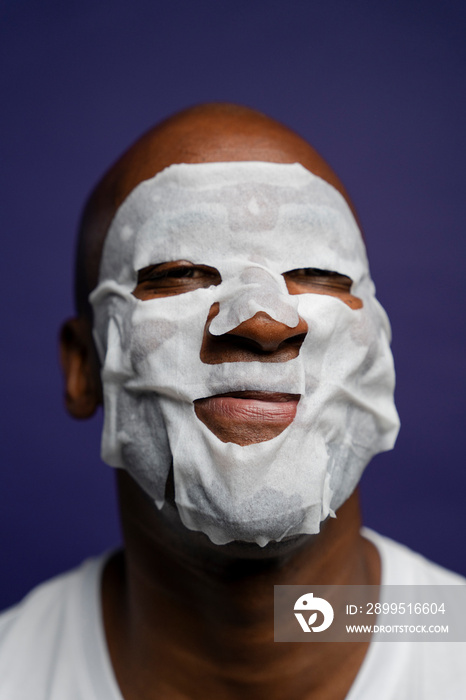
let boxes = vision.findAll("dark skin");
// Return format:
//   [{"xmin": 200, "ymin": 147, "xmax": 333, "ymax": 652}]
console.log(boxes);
[{"xmin": 60, "ymin": 103, "xmax": 380, "ymax": 700}]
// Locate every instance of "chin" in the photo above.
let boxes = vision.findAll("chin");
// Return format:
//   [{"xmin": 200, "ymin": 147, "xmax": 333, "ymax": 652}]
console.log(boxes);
[
  {"xmin": 208, "ymin": 532, "xmax": 317, "ymax": 560},
  {"xmin": 161, "ymin": 497, "xmax": 319, "ymax": 562}
]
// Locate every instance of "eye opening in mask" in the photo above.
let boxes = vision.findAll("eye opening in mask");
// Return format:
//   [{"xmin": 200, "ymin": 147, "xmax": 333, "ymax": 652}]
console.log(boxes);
[
  {"xmin": 283, "ymin": 267, "xmax": 363, "ymax": 309},
  {"xmin": 132, "ymin": 260, "xmax": 222, "ymax": 300}
]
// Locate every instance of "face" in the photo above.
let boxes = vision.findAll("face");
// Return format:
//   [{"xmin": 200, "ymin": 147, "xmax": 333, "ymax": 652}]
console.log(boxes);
[{"xmin": 91, "ymin": 162, "xmax": 399, "ymax": 547}]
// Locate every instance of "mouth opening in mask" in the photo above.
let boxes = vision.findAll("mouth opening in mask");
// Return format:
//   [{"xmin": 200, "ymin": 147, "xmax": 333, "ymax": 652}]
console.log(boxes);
[{"xmin": 194, "ymin": 391, "xmax": 301, "ymax": 446}]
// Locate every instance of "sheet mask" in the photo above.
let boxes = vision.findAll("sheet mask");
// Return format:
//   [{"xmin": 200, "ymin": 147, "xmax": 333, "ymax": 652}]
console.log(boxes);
[{"xmin": 90, "ymin": 162, "xmax": 400, "ymax": 546}]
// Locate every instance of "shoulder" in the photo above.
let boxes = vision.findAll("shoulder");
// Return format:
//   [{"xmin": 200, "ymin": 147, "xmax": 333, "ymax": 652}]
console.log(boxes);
[
  {"xmin": 349, "ymin": 529, "xmax": 466, "ymax": 700},
  {"xmin": 361, "ymin": 527, "xmax": 466, "ymax": 585},
  {"xmin": 0, "ymin": 564, "xmax": 85, "ymax": 649},
  {"xmin": 0, "ymin": 554, "xmax": 113, "ymax": 700}
]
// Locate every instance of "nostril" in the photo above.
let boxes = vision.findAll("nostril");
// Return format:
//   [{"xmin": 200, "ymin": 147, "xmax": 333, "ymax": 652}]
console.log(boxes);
[
  {"xmin": 281, "ymin": 332, "xmax": 307, "ymax": 348},
  {"xmin": 283, "ymin": 332, "xmax": 307, "ymax": 343}
]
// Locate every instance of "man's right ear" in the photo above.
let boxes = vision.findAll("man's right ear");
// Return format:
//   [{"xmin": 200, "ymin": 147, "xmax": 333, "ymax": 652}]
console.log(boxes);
[{"xmin": 59, "ymin": 317, "xmax": 103, "ymax": 419}]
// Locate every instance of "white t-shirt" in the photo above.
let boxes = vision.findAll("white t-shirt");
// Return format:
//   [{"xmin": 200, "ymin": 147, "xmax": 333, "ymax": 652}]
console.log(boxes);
[{"xmin": 0, "ymin": 529, "xmax": 464, "ymax": 699}]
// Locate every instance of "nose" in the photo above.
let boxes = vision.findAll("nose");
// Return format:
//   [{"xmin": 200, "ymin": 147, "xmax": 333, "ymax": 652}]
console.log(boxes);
[{"xmin": 200, "ymin": 303, "xmax": 308, "ymax": 364}]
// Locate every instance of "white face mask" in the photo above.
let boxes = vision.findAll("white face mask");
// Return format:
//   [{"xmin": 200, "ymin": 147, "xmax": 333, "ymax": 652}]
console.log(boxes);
[{"xmin": 90, "ymin": 162, "xmax": 399, "ymax": 547}]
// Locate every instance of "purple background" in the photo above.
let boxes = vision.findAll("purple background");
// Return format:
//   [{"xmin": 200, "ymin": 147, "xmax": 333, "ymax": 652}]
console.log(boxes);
[{"xmin": 1, "ymin": 0, "xmax": 465, "ymax": 610}]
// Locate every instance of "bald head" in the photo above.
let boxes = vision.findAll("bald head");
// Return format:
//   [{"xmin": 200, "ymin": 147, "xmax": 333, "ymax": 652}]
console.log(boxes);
[{"xmin": 76, "ymin": 103, "xmax": 357, "ymax": 316}]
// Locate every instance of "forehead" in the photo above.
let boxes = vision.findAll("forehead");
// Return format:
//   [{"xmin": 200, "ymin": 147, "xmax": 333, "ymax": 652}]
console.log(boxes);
[{"xmin": 99, "ymin": 162, "xmax": 368, "ymax": 285}]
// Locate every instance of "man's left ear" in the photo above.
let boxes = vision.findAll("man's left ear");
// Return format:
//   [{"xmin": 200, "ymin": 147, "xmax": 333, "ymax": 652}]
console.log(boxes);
[{"xmin": 59, "ymin": 317, "xmax": 102, "ymax": 418}]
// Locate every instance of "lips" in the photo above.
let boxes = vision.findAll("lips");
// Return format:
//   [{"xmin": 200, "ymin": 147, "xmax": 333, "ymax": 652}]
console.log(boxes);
[{"xmin": 194, "ymin": 391, "xmax": 300, "ymax": 446}]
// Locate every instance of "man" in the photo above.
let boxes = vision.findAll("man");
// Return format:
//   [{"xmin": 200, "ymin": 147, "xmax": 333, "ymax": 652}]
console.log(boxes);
[{"xmin": 0, "ymin": 103, "xmax": 464, "ymax": 699}]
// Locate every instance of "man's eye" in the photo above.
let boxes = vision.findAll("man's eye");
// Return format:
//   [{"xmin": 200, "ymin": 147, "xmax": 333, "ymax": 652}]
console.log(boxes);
[
  {"xmin": 284, "ymin": 267, "xmax": 353, "ymax": 291},
  {"xmin": 133, "ymin": 261, "xmax": 221, "ymax": 299},
  {"xmin": 283, "ymin": 267, "xmax": 362, "ymax": 309},
  {"xmin": 148, "ymin": 266, "xmax": 199, "ymax": 280}
]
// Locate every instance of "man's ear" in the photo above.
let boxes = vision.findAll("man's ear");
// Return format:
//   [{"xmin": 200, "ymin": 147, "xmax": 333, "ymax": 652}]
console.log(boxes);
[{"xmin": 60, "ymin": 317, "xmax": 102, "ymax": 418}]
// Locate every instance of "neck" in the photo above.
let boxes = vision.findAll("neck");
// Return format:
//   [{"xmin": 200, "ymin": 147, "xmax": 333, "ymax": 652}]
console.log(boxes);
[{"xmin": 102, "ymin": 472, "xmax": 380, "ymax": 700}]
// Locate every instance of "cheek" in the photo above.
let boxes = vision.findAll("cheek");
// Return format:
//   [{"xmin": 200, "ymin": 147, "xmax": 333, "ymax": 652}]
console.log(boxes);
[
  {"xmin": 126, "ymin": 289, "xmax": 218, "ymax": 374},
  {"xmin": 129, "ymin": 319, "xmax": 176, "ymax": 366},
  {"xmin": 295, "ymin": 295, "xmax": 370, "ymax": 374}
]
